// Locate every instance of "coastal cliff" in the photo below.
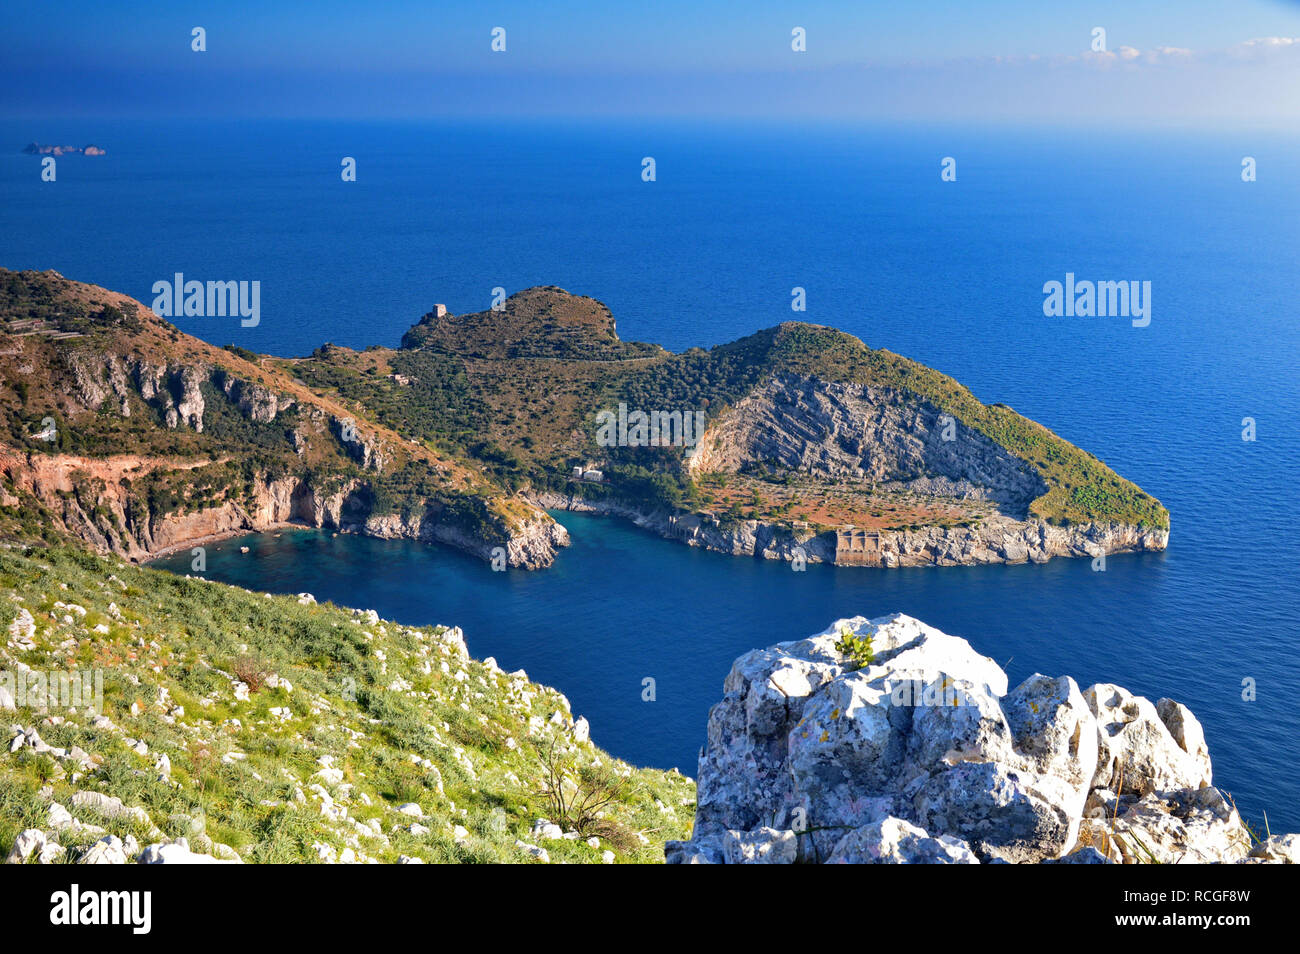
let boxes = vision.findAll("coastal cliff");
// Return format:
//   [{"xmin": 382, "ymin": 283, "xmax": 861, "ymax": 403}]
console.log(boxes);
[
  {"xmin": 667, "ymin": 614, "xmax": 1296, "ymax": 864},
  {"xmin": 537, "ymin": 494, "xmax": 1166, "ymax": 568},
  {"xmin": 2, "ymin": 449, "xmax": 568, "ymax": 567}
]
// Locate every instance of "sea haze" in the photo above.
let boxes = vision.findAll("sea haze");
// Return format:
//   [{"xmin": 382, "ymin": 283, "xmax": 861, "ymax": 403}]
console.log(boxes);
[{"xmin": 5, "ymin": 118, "xmax": 1297, "ymax": 831}]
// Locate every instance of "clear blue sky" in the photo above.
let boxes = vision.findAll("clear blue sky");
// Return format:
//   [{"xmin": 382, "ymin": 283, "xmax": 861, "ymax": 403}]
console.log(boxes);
[{"xmin": 5, "ymin": 0, "xmax": 1300, "ymax": 123}]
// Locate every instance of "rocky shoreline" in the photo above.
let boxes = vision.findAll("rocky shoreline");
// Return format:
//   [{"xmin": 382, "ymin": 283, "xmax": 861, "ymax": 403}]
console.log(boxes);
[
  {"xmin": 131, "ymin": 478, "xmax": 568, "ymax": 570},
  {"xmin": 533, "ymin": 491, "xmax": 1167, "ymax": 568},
  {"xmin": 667, "ymin": 613, "xmax": 1297, "ymax": 864}
]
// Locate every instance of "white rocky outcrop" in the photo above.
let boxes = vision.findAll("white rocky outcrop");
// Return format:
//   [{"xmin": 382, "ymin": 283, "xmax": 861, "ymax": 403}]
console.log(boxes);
[{"xmin": 667, "ymin": 613, "xmax": 1288, "ymax": 865}]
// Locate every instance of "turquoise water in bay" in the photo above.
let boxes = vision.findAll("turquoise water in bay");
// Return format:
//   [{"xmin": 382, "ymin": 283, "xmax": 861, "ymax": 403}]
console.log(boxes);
[{"xmin": 3, "ymin": 119, "xmax": 1298, "ymax": 830}]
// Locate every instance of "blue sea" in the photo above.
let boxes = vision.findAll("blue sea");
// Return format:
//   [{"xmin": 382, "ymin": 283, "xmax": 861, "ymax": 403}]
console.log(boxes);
[{"xmin": 3, "ymin": 119, "xmax": 1298, "ymax": 832}]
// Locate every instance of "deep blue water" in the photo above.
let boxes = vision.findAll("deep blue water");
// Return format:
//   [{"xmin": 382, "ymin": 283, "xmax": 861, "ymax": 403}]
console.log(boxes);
[{"xmin": 3, "ymin": 119, "xmax": 1298, "ymax": 831}]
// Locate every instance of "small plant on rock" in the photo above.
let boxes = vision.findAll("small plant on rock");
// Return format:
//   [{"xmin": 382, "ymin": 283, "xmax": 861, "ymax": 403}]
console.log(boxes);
[{"xmin": 835, "ymin": 625, "xmax": 874, "ymax": 670}]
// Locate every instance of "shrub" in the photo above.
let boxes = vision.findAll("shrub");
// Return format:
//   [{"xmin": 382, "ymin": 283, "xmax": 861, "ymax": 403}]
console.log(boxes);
[
  {"xmin": 232, "ymin": 655, "xmax": 271, "ymax": 693},
  {"xmin": 835, "ymin": 625, "xmax": 875, "ymax": 670},
  {"xmin": 537, "ymin": 741, "xmax": 633, "ymax": 838}
]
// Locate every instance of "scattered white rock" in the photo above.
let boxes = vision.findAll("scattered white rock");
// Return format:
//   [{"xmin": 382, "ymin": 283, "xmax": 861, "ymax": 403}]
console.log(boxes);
[
  {"xmin": 5, "ymin": 828, "xmax": 54, "ymax": 864},
  {"xmin": 827, "ymin": 817, "xmax": 980, "ymax": 864},
  {"xmin": 531, "ymin": 819, "xmax": 564, "ymax": 841},
  {"xmin": 7, "ymin": 608, "xmax": 37, "ymax": 649},
  {"xmin": 514, "ymin": 840, "xmax": 550, "ymax": 863},
  {"xmin": 138, "ymin": 841, "xmax": 241, "ymax": 864},
  {"xmin": 79, "ymin": 835, "xmax": 130, "ymax": 865}
]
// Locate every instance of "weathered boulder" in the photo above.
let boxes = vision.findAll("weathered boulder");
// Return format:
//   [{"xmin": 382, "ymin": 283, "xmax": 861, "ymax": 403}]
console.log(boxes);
[
  {"xmin": 79, "ymin": 835, "xmax": 131, "ymax": 864},
  {"xmin": 137, "ymin": 839, "xmax": 241, "ymax": 864},
  {"xmin": 1101, "ymin": 787, "xmax": 1252, "ymax": 864},
  {"xmin": 826, "ymin": 817, "xmax": 979, "ymax": 864},
  {"xmin": 1249, "ymin": 833, "xmax": 1300, "ymax": 864},
  {"xmin": 671, "ymin": 613, "xmax": 1294, "ymax": 864},
  {"xmin": 5, "ymin": 828, "xmax": 62, "ymax": 864},
  {"xmin": 912, "ymin": 760, "xmax": 1079, "ymax": 863},
  {"xmin": 723, "ymin": 827, "xmax": 798, "ymax": 864},
  {"xmin": 1085, "ymin": 684, "xmax": 1212, "ymax": 796}
]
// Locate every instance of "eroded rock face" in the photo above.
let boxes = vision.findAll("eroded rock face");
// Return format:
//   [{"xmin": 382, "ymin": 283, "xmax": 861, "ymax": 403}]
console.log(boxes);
[
  {"xmin": 219, "ymin": 374, "xmax": 294, "ymax": 423},
  {"xmin": 1086, "ymin": 684, "xmax": 1212, "ymax": 795},
  {"xmin": 538, "ymin": 494, "xmax": 1169, "ymax": 571},
  {"xmin": 689, "ymin": 376, "xmax": 1047, "ymax": 512},
  {"xmin": 667, "ymin": 614, "xmax": 1283, "ymax": 865}
]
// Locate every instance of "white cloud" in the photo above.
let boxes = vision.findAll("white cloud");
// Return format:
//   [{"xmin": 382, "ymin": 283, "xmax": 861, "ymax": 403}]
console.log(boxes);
[
  {"xmin": 1237, "ymin": 36, "xmax": 1299, "ymax": 48},
  {"xmin": 1220, "ymin": 36, "xmax": 1300, "ymax": 62}
]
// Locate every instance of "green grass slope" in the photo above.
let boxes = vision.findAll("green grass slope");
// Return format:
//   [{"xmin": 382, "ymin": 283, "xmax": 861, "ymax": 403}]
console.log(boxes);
[{"xmin": 0, "ymin": 545, "xmax": 694, "ymax": 863}]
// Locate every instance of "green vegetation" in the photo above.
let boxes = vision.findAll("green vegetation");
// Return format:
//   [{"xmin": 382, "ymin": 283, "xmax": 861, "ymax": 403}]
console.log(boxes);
[
  {"xmin": 834, "ymin": 624, "xmax": 875, "ymax": 670},
  {"xmin": 0, "ymin": 545, "xmax": 693, "ymax": 863}
]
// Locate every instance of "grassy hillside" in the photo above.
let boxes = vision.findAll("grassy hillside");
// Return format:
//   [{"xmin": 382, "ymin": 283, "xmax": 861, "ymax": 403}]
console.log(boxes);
[{"xmin": 0, "ymin": 544, "xmax": 693, "ymax": 863}]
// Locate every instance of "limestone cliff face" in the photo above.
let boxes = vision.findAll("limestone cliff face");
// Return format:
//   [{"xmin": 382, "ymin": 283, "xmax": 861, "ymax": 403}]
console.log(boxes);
[
  {"xmin": 689, "ymin": 376, "xmax": 1047, "ymax": 512},
  {"xmin": 401, "ymin": 513, "xmax": 571, "ymax": 568},
  {"xmin": 663, "ymin": 513, "xmax": 1168, "ymax": 568},
  {"xmin": 536, "ymin": 495, "xmax": 1167, "ymax": 569},
  {"xmin": 668, "ymin": 614, "xmax": 1295, "ymax": 864},
  {"xmin": 218, "ymin": 374, "xmax": 295, "ymax": 423},
  {"xmin": 69, "ymin": 353, "xmax": 211, "ymax": 433}
]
